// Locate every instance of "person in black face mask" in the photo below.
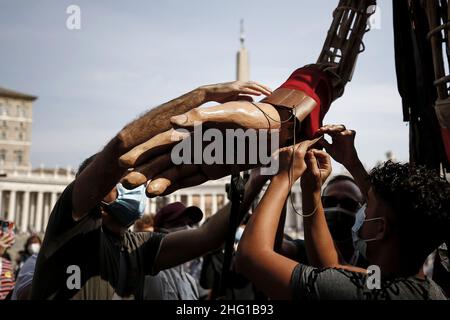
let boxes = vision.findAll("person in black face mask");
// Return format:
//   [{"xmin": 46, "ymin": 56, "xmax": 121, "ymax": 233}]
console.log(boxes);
[
  {"xmin": 322, "ymin": 175, "xmax": 365, "ymax": 266},
  {"xmin": 278, "ymin": 174, "xmax": 365, "ymax": 267}
]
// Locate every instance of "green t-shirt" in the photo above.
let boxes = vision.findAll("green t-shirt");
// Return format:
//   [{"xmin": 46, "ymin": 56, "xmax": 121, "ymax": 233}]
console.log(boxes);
[
  {"xmin": 291, "ymin": 264, "xmax": 448, "ymax": 300},
  {"xmin": 30, "ymin": 182, "xmax": 165, "ymax": 300}
]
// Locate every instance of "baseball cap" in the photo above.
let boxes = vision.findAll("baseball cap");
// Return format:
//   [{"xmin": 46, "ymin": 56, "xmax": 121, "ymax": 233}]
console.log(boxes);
[{"xmin": 154, "ymin": 202, "xmax": 203, "ymax": 230}]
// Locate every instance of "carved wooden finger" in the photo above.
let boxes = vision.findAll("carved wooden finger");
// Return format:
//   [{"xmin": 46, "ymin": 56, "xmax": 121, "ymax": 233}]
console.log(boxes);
[
  {"xmin": 149, "ymin": 173, "xmax": 209, "ymax": 198},
  {"xmin": 146, "ymin": 164, "xmax": 199, "ymax": 196},
  {"xmin": 121, "ymin": 153, "xmax": 173, "ymax": 189},
  {"xmin": 170, "ymin": 101, "xmax": 283, "ymax": 130},
  {"xmin": 119, "ymin": 129, "xmax": 190, "ymax": 168}
]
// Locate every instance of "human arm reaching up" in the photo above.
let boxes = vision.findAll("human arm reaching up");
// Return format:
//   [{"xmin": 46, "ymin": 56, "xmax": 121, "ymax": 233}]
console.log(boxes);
[
  {"xmin": 300, "ymin": 149, "xmax": 367, "ymax": 272},
  {"xmin": 317, "ymin": 125, "xmax": 370, "ymax": 199},
  {"xmin": 235, "ymin": 139, "xmax": 319, "ymax": 300}
]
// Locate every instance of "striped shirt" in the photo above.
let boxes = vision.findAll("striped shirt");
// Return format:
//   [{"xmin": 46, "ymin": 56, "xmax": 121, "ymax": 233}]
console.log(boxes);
[{"xmin": 0, "ymin": 257, "xmax": 15, "ymax": 300}]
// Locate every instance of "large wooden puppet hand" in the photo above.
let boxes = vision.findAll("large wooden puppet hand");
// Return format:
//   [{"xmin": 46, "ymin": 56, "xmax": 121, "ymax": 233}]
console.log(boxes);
[
  {"xmin": 118, "ymin": 62, "xmax": 338, "ymax": 197},
  {"xmin": 118, "ymin": 96, "xmax": 319, "ymax": 197},
  {"xmin": 118, "ymin": 0, "xmax": 377, "ymax": 197}
]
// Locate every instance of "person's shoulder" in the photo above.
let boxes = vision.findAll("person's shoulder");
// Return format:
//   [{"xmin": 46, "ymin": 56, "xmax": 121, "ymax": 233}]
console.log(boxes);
[
  {"xmin": 292, "ymin": 264, "xmax": 368, "ymax": 300},
  {"xmin": 429, "ymin": 281, "xmax": 449, "ymax": 300},
  {"xmin": 295, "ymin": 263, "xmax": 366, "ymax": 280},
  {"xmin": 421, "ymin": 277, "xmax": 448, "ymax": 300}
]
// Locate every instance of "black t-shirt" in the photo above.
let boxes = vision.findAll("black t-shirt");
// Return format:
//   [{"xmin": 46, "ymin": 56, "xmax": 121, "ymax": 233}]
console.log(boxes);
[
  {"xmin": 291, "ymin": 264, "xmax": 448, "ymax": 300},
  {"xmin": 30, "ymin": 182, "xmax": 165, "ymax": 300}
]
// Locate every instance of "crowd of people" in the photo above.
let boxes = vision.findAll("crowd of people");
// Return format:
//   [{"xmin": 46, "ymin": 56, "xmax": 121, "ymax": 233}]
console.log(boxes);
[{"xmin": 0, "ymin": 80, "xmax": 449, "ymax": 300}]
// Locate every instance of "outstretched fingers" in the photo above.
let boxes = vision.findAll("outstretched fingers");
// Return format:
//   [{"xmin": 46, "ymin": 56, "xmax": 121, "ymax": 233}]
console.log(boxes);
[
  {"xmin": 241, "ymin": 81, "xmax": 273, "ymax": 97},
  {"xmin": 294, "ymin": 136, "xmax": 323, "ymax": 154},
  {"xmin": 146, "ymin": 164, "xmax": 202, "ymax": 197},
  {"xmin": 119, "ymin": 129, "xmax": 190, "ymax": 168},
  {"xmin": 316, "ymin": 124, "xmax": 355, "ymax": 138},
  {"xmin": 155, "ymin": 173, "xmax": 209, "ymax": 197},
  {"xmin": 121, "ymin": 153, "xmax": 173, "ymax": 189},
  {"xmin": 316, "ymin": 124, "xmax": 347, "ymax": 136}
]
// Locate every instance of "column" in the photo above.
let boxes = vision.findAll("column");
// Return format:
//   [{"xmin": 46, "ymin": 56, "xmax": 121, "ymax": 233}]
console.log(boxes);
[
  {"xmin": 187, "ymin": 194, "xmax": 193, "ymax": 207},
  {"xmin": 50, "ymin": 192, "xmax": 58, "ymax": 211},
  {"xmin": 29, "ymin": 194, "xmax": 36, "ymax": 229},
  {"xmin": 35, "ymin": 192, "xmax": 44, "ymax": 233},
  {"xmin": 200, "ymin": 194, "xmax": 206, "ymax": 213},
  {"xmin": 7, "ymin": 190, "xmax": 16, "ymax": 222},
  {"xmin": 20, "ymin": 191, "xmax": 30, "ymax": 233},
  {"xmin": 212, "ymin": 193, "xmax": 218, "ymax": 214},
  {"xmin": 43, "ymin": 194, "xmax": 51, "ymax": 231}
]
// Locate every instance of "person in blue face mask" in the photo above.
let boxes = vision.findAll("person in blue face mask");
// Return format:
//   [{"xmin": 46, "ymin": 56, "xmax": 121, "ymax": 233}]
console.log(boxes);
[
  {"xmin": 101, "ymin": 183, "xmax": 148, "ymax": 228},
  {"xmin": 30, "ymin": 81, "xmax": 272, "ymax": 300},
  {"xmin": 236, "ymin": 125, "xmax": 450, "ymax": 300}
]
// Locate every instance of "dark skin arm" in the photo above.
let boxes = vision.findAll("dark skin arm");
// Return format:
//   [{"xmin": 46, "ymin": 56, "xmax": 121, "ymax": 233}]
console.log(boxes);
[
  {"xmin": 153, "ymin": 168, "xmax": 269, "ymax": 272},
  {"xmin": 316, "ymin": 125, "xmax": 370, "ymax": 199},
  {"xmin": 236, "ymin": 174, "xmax": 298, "ymax": 299},
  {"xmin": 236, "ymin": 142, "xmax": 365, "ymax": 300},
  {"xmin": 281, "ymin": 125, "xmax": 370, "ymax": 265},
  {"xmin": 236, "ymin": 139, "xmax": 318, "ymax": 300},
  {"xmin": 274, "ymin": 205, "xmax": 287, "ymax": 253},
  {"xmin": 301, "ymin": 149, "xmax": 366, "ymax": 272},
  {"xmin": 71, "ymin": 81, "xmax": 272, "ymax": 220}
]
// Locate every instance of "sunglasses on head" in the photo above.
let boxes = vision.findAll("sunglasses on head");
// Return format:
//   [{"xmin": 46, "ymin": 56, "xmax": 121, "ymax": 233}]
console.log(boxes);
[{"xmin": 321, "ymin": 196, "xmax": 361, "ymax": 212}]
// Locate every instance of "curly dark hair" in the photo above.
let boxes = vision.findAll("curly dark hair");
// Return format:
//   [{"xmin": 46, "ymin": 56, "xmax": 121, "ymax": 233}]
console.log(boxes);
[{"xmin": 369, "ymin": 161, "xmax": 450, "ymax": 271}]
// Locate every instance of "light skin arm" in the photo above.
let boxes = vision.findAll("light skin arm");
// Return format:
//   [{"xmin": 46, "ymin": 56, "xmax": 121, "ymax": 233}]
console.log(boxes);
[
  {"xmin": 0, "ymin": 232, "xmax": 15, "ymax": 257},
  {"xmin": 72, "ymin": 82, "xmax": 271, "ymax": 220},
  {"xmin": 152, "ymin": 168, "xmax": 270, "ymax": 273}
]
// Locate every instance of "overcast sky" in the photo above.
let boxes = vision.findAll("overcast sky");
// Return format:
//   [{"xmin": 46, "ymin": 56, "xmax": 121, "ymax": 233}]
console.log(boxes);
[{"xmin": 0, "ymin": 0, "xmax": 407, "ymax": 171}]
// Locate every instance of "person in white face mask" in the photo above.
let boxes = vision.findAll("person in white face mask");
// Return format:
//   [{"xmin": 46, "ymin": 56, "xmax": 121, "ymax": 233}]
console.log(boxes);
[{"xmin": 15, "ymin": 234, "xmax": 41, "ymax": 277}]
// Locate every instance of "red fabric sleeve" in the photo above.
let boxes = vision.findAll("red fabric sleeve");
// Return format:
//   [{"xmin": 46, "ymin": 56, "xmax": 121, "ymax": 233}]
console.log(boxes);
[{"xmin": 279, "ymin": 66, "xmax": 333, "ymax": 139}]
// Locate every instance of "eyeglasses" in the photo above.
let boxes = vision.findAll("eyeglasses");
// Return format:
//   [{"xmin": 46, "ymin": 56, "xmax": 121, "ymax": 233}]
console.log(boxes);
[{"xmin": 321, "ymin": 195, "xmax": 361, "ymax": 212}]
